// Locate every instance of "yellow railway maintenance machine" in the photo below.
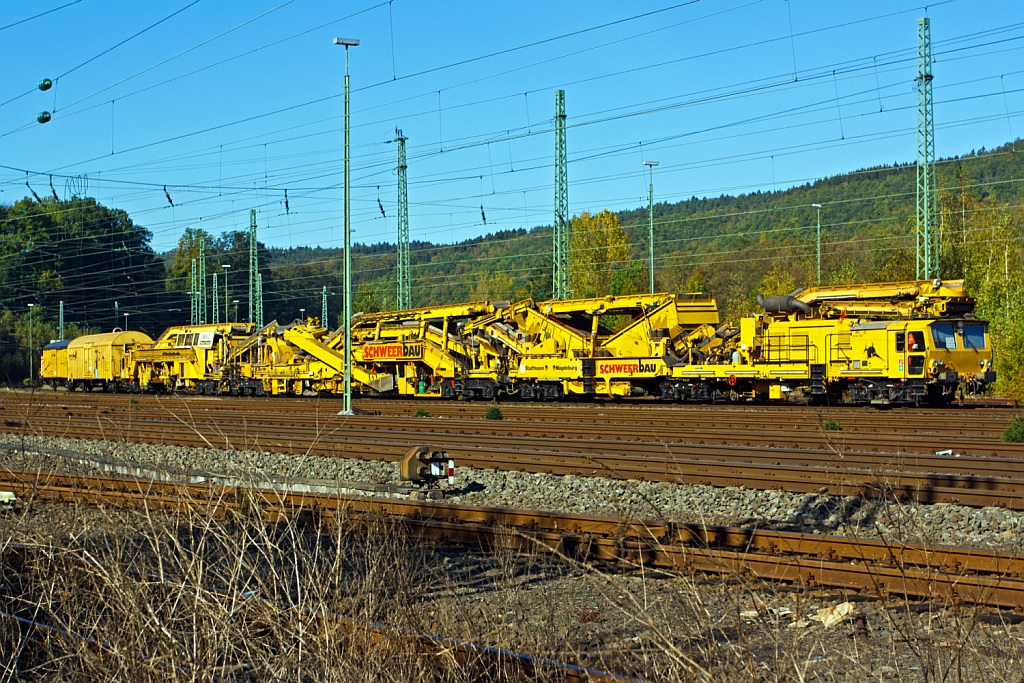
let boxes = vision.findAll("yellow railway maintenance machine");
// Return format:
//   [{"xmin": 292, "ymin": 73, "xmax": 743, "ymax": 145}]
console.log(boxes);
[
  {"xmin": 130, "ymin": 323, "xmax": 255, "ymax": 394},
  {"xmin": 469, "ymin": 292, "xmax": 722, "ymax": 400},
  {"xmin": 41, "ymin": 330, "xmax": 154, "ymax": 392},
  {"xmin": 714, "ymin": 279, "xmax": 995, "ymax": 406},
  {"xmin": 224, "ymin": 318, "xmax": 396, "ymax": 397},
  {"xmin": 350, "ymin": 302, "xmax": 509, "ymax": 400}
]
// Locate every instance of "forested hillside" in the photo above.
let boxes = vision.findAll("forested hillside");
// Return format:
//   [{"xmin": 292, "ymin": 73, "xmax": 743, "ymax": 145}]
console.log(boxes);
[{"xmin": 2, "ymin": 139, "xmax": 1021, "ymax": 394}]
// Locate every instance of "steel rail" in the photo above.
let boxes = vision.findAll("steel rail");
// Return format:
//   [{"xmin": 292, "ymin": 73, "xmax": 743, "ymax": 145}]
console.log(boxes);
[
  {"xmin": 4, "ymin": 390, "xmax": 1019, "ymax": 431},
  {"xmin": 9, "ymin": 409, "xmax": 1024, "ymax": 467},
  {"xmin": 4, "ymin": 413, "xmax": 1024, "ymax": 508},
  {"xmin": 5, "ymin": 402, "xmax": 1022, "ymax": 457},
  {"xmin": 3, "ymin": 468, "xmax": 1023, "ymax": 609}
]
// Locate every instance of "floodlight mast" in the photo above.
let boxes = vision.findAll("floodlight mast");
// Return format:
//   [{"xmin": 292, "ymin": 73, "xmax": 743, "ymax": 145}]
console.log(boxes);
[{"xmin": 334, "ymin": 36, "xmax": 359, "ymax": 415}]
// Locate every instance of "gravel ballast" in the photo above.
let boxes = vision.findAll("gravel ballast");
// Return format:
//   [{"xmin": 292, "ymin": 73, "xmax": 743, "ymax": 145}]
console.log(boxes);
[{"xmin": 1, "ymin": 433, "xmax": 1021, "ymax": 552}]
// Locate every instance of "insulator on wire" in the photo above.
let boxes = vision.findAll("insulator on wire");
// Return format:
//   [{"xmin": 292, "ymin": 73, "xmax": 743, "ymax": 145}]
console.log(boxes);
[
  {"xmin": 378, "ymin": 198, "xmax": 386, "ymax": 218},
  {"xmin": 25, "ymin": 181, "xmax": 42, "ymax": 203},
  {"xmin": 480, "ymin": 205, "xmax": 486, "ymax": 225},
  {"xmin": 163, "ymin": 185, "xmax": 173, "ymax": 206},
  {"xmin": 284, "ymin": 189, "xmax": 290, "ymax": 214},
  {"xmin": 49, "ymin": 175, "xmax": 59, "ymax": 202}
]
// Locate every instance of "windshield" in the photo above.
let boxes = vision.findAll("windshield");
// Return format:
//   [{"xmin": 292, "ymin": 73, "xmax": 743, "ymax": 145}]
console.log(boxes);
[
  {"xmin": 931, "ymin": 323, "xmax": 957, "ymax": 350},
  {"xmin": 962, "ymin": 323, "xmax": 987, "ymax": 350}
]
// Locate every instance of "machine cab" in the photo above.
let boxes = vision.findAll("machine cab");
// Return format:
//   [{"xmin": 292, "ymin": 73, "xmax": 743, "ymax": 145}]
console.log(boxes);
[{"xmin": 891, "ymin": 328, "xmax": 927, "ymax": 377}]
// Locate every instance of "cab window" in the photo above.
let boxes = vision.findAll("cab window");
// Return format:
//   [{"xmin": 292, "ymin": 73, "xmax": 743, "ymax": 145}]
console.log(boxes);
[
  {"xmin": 908, "ymin": 355, "xmax": 925, "ymax": 375},
  {"xmin": 962, "ymin": 323, "xmax": 987, "ymax": 350},
  {"xmin": 908, "ymin": 331, "xmax": 925, "ymax": 352},
  {"xmin": 931, "ymin": 323, "xmax": 957, "ymax": 350},
  {"xmin": 895, "ymin": 332, "xmax": 906, "ymax": 353}
]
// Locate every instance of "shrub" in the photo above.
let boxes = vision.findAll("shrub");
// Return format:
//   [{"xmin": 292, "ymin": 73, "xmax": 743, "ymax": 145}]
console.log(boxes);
[
  {"xmin": 413, "ymin": 408, "xmax": 431, "ymax": 418},
  {"xmin": 484, "ymin": 405, "xmax": 503, "ymax": 421},
  {"xmin": 1003, "ymin": 416, "xmax": 1024, "ymax": 443},
  {"xmin": 822, "ymin": 418, "xmax": 843, "ymax": 431}
]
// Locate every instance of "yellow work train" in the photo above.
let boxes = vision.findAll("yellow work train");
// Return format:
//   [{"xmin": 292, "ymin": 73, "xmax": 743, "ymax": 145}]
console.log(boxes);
[
  {"xmin": 37, "ymin": 279, "xmax": 996, "ymax": 406},
  {"xmin": 41, "ymin": 330, "xmax": 153, "ymax": 392}
]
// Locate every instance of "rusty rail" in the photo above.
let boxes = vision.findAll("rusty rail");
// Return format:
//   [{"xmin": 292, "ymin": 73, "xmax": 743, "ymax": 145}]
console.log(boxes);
[{"xmin": 3, "ymin": 468, "xmax": 1023, "ymax": 609}]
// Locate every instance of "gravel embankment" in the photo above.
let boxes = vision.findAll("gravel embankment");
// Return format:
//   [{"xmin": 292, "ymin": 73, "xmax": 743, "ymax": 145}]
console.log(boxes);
[{"xmin": 2, "ymin": 433, "xmax": 1021, "ymax": 552}]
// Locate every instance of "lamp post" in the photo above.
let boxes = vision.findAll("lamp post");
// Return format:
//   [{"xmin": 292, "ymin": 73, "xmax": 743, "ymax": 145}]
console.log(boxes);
[
  {"xmin": 300, "ymin": 308, "xmax": 305, "ymax": 322},
  {"xmin": 232, "ymin": 300, "xmax": 239, "ymax": 323},
  {"xmin": 812, "ymin": 203, "xmax": 822, "ymax": 285},
  {"xmin": 123, "ymin": 313, "xmax": 129, "ymax": 330},
  {"xmin": 334, "ymin": 36, "xmax": 359, "ymax": 415},
  {"xmin": 27, "ymin": 304, "xmax": 34, "ymax": 383},
  {"xmin": 644, "ymin": 161, "xmax": 659, "ymax": 294},
  {"xmin": 222, "ymin": 264, "xmax": 231, "ymax": 324}
]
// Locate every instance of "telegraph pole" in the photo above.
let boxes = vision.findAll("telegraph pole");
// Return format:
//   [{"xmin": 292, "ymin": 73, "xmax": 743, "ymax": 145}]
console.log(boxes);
[
  {"xmin": 59, "ymin": 300, "xmax": 64, "ymax": 341},
  {"xmin": 553, "ymin": 89, "xmax": 569, "ymax": 299},
  {"xmin": 395, "ymin": 128, "xmax": 411, "ymax": 309},
  {"xmin": 916, "ymin": 17, "xmax": 938, "ymax": 280}
]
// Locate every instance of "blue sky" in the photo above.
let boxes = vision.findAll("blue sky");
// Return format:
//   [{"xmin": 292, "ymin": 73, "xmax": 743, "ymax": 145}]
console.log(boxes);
[{"xmin": 1, "ymin": 0, "xmax": 1022, "ymax": 254}]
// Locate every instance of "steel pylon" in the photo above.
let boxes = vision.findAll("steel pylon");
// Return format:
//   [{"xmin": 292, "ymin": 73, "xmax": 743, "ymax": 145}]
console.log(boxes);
[
  {"xmin": 249, "ymin": 209, "xmax": 262, "ymax": 327},
  {"xmin": 553, "ymin": 90, "xmax": 569, "ymax": 299},
  {"xmin": 916, "ymin": 17, "xmax": 939, "ymax": 280},
  {"xmin": 396, "ymin": 128, "xmax": 411, "ymax": 309}
]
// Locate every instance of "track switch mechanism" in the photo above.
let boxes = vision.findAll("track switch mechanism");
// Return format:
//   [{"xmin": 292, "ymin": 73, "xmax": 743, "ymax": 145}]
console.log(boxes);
[{"xmin": 399, "ymin": 445, "xmax": 454, "ymax": 492}]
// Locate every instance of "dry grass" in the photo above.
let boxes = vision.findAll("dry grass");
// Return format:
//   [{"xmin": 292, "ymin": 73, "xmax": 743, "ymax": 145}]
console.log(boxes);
[{"xmin": 1, "ymin": 484, "xmax": 1023, "ymax": 682}]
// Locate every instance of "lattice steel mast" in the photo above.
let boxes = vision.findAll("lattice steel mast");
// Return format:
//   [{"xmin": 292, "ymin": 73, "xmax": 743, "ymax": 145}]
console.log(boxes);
[
  {"xmin": 395, "ymin": 128, "xmax": 411, "ymax": 309},
  {"xmin": 190, "ymin": 258, "xmax": 198, "ymax": 324},
  {"xmin": 916, "ymin": 17, "xmax": 938, "ymax": 280},
  {"xmin": 198, "ymin": 234, "xmax": 207, "ymax": 324},
  {"xmin": 248, "ymin": 209, "xmax": 262, "ymax": 326},
  {"xmin": 553, "ymin": 90, "xmax": 569, "ymax": 299},
  {"xmin": 322, "ymin": 285, "xmax": 329, "ymax": 329}
]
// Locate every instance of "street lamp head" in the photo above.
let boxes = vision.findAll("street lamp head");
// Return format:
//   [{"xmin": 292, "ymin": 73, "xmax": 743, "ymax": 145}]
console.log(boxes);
[
  {"xmin": 811, "ymin": 203, "xmax": 822, "ymax": 208},
  {"xmin": 333, "ymin": 38, "xmax": 360, "ymax": 47},
  {"xmin": 222, "ymin": 264, "xmax": 231, "ymax": 269},
  {"xmin": 643, "ymin": 161, "xmax": 659, "ymax": 167},
  {"xmin": 27, "ymin": 303, "xmax": 34, "ymax": 308}
]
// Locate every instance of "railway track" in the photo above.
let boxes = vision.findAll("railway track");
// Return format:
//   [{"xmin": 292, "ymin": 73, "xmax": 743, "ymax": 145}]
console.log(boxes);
[
  {"xmin": 2, "ymin": 391, "xmax": 1023, "ymax": 508},
  {"xmin": 3, "ymin": 468, "xmax": 1024, "ymax": 609}
]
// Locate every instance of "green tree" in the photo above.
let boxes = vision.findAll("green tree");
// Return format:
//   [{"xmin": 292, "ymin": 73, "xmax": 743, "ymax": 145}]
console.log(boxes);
[{"xmin": 569, "ymin": 210, "xmax": 631, "ymax": 298}]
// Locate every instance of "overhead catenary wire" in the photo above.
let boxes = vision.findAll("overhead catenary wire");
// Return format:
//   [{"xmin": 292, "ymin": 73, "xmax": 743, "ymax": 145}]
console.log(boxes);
[{"xmin": 2, "ymin": 1, "xmax": 1024, "ymax": 313}]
